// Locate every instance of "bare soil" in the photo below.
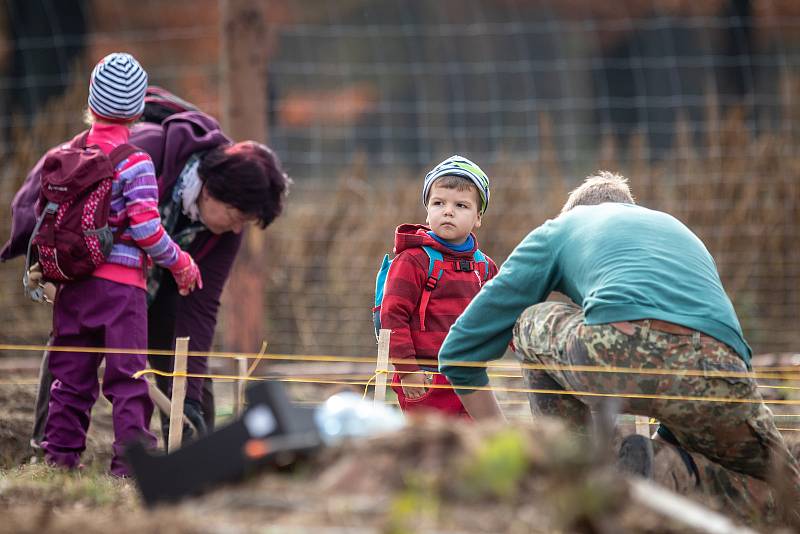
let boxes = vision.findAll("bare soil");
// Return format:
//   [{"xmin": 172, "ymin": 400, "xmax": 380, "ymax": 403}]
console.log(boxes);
[{"xmin": 0, "ymin": 373, "xmax": 796, "ymax": 533}]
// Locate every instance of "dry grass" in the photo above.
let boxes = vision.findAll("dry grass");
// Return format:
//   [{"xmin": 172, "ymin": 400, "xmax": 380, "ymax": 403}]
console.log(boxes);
[
  {"xmin": 0, "ymin": 77, "xmax": 797, "ymax": 360},
  {"xmin": 0, "ymin": 73, "xmax": 89, "ymax": 347},
  {"xmin": 261, "ymin": 100, "xmax": 799, "ymax": 357}
]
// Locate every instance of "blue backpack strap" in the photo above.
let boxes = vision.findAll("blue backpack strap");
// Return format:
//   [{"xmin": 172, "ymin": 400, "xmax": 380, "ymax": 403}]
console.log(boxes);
[
  {"xmin": 374, "ymin": 254, "xmax": 392, "ymax": 308},
  {"xmin": 373, "ymin": 254, "xmax": 393, "ymax": 339},
  {"xmin": 472, "ymin": 248, "xmax": 490, "ymax": 281},
  {"xmin": 421, "ymin": 245, "xmax": 444, "ymax": 277}
]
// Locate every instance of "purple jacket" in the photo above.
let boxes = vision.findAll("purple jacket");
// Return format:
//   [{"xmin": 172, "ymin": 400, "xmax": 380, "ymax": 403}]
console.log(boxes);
[{"xmin": 2, "ymin": 111, "xmax": 241, "ymax": 358}]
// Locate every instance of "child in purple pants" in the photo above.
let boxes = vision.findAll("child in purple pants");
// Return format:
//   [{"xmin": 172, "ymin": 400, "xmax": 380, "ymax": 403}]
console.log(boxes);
[{"xmin": 40, "ymin": 53, "xmax": 202, "ymax": 476}]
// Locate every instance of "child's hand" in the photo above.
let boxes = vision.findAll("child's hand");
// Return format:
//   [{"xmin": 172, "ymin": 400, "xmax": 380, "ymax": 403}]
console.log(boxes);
[
  {"xmin": 170, "ymin": 251, "xmax": 203, "ymax": 296},
  {"xmin": 25, "ymin": 262, "xmax": 57, "ymax": 303},
  {"xmin": 400, "ymin": 372, "xmax": 430, "ymax": 399}
]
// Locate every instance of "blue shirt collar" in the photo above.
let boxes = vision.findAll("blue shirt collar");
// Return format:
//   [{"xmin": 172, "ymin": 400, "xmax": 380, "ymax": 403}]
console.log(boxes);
[{"xmin": 427, "ymin": 231, "xmax": 474, "ymax": 252}]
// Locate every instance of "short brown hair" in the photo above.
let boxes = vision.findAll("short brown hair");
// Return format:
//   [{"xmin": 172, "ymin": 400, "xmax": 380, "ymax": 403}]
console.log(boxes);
[
  {"xmin": 426, "ymin": 175, "xmax": 481, "ymax": 209},
  {"xmin": 561, "ymin": 171, "xmax": 635, "ymax": 214}
]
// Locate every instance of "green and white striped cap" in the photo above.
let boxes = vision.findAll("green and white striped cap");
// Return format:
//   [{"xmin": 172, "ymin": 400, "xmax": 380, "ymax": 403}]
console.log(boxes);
[{"xmin": 422, "ymin": 155, "xmax": 490, "ymax": 215}]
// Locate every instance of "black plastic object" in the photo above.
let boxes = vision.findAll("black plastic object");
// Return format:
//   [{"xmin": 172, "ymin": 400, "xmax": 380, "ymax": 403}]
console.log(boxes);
[{"xmin": 127, "ymin": 381, "xmax": 322, "ymax": 507}]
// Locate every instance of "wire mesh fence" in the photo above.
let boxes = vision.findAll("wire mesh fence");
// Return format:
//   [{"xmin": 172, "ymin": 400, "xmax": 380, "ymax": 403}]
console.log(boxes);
[{"xmin": 0, "ymin": 0, "xmax": 798, "ymax": 359}]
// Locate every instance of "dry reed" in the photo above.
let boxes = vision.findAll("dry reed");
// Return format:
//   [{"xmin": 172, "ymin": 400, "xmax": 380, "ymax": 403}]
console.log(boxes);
[{"xmin": 0, "ymin": 76, "xmax": 797, "ymax": 361}]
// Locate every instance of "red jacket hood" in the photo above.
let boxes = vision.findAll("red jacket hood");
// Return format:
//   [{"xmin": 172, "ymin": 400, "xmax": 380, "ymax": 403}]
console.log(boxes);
[{"xmin": 393, "ymin": 224, "xmax": 480, "ymax": 257}]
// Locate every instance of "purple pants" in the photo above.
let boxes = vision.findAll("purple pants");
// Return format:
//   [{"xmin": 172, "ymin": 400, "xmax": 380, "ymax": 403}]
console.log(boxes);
[{"xmin": 42, "ymin": 277, "xmax": 157, "ymax": 477}]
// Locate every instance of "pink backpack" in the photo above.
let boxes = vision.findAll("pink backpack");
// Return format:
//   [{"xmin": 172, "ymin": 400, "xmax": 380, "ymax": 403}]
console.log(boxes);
[{"xmin": 25, "ymin": 133, "xmax": 137, "ymax": 283}]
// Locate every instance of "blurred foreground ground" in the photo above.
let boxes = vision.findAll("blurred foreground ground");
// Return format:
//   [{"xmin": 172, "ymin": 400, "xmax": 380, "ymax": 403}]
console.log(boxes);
[{"xmin": 2, "ymin": 356, "xmax": 799, "ymax": 533}]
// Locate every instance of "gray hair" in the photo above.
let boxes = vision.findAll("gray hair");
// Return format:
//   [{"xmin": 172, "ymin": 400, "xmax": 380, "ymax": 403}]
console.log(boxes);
[{"xmin": 561, "ymin": 171, "xmax": 635, "ymax": 214}]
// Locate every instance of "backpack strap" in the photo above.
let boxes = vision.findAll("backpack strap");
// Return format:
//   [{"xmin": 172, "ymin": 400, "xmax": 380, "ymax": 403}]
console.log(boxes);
[
  {"xmin": 417, "ymin": 246, "xmax": 490, "ymax": 331},
  {"xmin": 108, "ymin": 143, "xmax": 140, "ymax": 166},
  {"xmin": 73, "ymin": 131, "xmax": 90, "ymax": 149},
  {"xmin": 105, "ymin": 143, "xmax": 145, "ymax": 269},
  {"xmin": 421, "ymin": 246, "xmax": 444, "ymax": 277},
  {"xmin": 374, "ymin": 254, "xmax": 392, "ymax": 309},
  {"xmin": 418, "ymin": 246, "xmax": 444, "ymax": 332},
  {"xmin": 23, "ymin": 202, "xmax": 58, "ymax": 302},
  {"xmin": 473, "ymin": 248, "xmax": 490, "ymax": 281},
  {"xmin": 371, "ymin": 254, "xmax": 393, "ymax": 340}
]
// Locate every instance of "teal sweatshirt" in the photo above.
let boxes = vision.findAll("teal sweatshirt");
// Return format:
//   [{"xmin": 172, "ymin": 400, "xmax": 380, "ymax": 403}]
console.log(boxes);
[{"xmin": 439, "ymin": 203, "xmax": 751, "ymax": 391}]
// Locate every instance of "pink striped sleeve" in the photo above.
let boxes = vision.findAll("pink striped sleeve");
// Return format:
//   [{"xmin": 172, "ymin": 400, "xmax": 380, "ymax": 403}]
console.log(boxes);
[{"xmin": 118, "ymin": 152, "xmax": 182, "ymax": 268}]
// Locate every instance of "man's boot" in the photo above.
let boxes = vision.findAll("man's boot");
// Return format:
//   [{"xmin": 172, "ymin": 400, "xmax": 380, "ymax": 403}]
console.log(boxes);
[
  {"xmin": 651, "ymin": 437, "xmax": 700, "ymax": 493},
  {"xmin": 652, "ymin": 436, "xmax": 778, "ymax": 522},
  {"xmin": 617, "ymin": 434, "xmax": 655, "ymax": 478}
]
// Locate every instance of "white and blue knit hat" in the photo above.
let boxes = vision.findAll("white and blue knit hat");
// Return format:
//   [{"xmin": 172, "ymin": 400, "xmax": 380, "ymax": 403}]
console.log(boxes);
[
  {"xmin": 88, "ymin": 52, "xmax": 148, "ymax": 121},
  {"xmin": 422, "ymin": 155, "xmax": 490, "ymax": 215}
]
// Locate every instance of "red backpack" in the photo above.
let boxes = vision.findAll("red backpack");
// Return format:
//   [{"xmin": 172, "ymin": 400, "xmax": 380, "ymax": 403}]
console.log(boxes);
[{"xmin": 24, "ymin": 133, "xmax": 137, "ymax": 283}]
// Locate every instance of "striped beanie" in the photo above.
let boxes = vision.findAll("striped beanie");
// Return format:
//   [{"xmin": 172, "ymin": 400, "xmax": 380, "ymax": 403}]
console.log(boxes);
[
  {"xmin": 87, "ymin": 52, "xmax": 148, "ymax": 121},
  {"xmin": 422, "ymin": 155, "xmax": 490, "ymax": 215}
]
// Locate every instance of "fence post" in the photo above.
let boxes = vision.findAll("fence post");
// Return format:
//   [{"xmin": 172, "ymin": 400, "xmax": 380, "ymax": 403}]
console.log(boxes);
[
  {"xmin": 219, "ymin": 0, "xmax": 270, "ymax": 358},
  {"xmin": 168, "ymin": 337, "xmax": 190, "ymax": 452},
  {"xmin": 374, "ymin": 329, "xmax": 390, "ymax": 407},
  {"xmin": 234, "ymin": 356, "xmax": 247, "ymax": 416}
]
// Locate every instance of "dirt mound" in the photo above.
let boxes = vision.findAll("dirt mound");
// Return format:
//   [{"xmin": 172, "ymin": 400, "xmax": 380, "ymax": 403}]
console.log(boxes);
[
  {"xmin": 0, "ymin": 379, "xmax": 791, "ymax": 532},
  {"xmin": 0, "ymin": 380, "xmax": 114, "ymax": 469},
  {"xmin": 182, "ymin": 418, "xmax": 713, "ymax": 533},
  {"xmin": 1, "ymin": 413, "xmax": 702, "ymax": 533}
]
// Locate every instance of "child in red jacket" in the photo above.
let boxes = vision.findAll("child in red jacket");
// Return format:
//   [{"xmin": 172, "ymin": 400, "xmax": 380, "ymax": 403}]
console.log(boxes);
[{"xmin": 380, "ymin": 155, "xmax": 497, "ymax": 417}]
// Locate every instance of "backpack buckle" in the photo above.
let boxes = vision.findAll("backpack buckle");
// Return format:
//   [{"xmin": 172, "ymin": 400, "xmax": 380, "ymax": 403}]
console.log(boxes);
[
  {"xmin": 424, "ymin": 275, "xmax": 438, "ymax": 291},
  {"xmin": 455, "ymin": 260, "xmax": 474, "ymax": 272}
]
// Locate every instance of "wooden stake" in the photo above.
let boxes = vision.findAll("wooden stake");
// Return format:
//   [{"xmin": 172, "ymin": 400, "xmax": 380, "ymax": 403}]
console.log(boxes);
[
  {"xmin": 635, "ymin": 415, "xmax": 651, "ymax": 437},
  {"xmin": 148, "ymin": 380, "xmax": 173, "ymax": 418},
  {"xmin": 168, "ymin": 337, "xmax": 189, "ymax": 453},
  {"xmin": 147, "ymin": 380, "xmax": 197, "ymax": 433},
  {"xmin": 234, "ymin": 356, "xmax": 247, "ymax": 417},
  {"xmin": 235, "ymin": 341, "xmax": 268, "ymax": 417},
  {"xmin": 374, "ymin": 329, "xmax": 390, "ymax": 407}
]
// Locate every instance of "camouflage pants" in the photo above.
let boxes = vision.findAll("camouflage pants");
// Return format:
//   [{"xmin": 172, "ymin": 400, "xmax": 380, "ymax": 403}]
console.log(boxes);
[{"xmin": 512, "ymin": 301, "xmax": 800, "ymax": 492}]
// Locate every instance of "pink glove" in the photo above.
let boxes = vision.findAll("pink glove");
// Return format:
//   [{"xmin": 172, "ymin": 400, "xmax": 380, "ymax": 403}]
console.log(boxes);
[{"xmin": 170, "ymin": 251, "xmax": 203, "ymax": 296}]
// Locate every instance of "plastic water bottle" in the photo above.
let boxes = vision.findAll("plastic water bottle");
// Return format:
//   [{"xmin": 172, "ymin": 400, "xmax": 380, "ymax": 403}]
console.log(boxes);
[{"xmin": 314, "ymin": 391, "xmax": 405, "ymax": 445}]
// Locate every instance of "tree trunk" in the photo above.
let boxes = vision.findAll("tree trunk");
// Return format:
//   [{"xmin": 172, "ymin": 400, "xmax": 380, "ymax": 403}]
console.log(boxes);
[{"xmin": 219, "ymin": 0, "xmax": 269, "ymax": 355}]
